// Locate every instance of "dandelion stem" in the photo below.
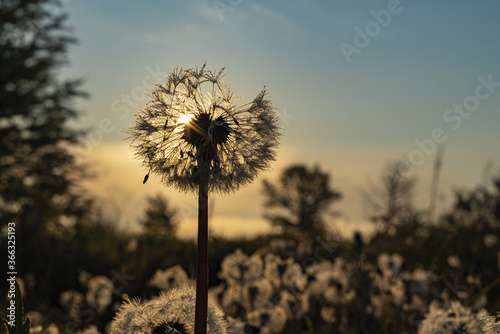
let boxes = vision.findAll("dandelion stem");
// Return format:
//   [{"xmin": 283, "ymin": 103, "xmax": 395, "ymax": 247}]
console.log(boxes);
[{"xmin": 195, "ymin": 182, "xmax": 209, "ymax": 334}]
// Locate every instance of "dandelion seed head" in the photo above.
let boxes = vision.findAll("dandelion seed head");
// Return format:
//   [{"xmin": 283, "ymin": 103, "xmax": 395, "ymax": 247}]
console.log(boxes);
[
  {"xmin": 86, "ymin": 275, "xmax": 113, "ymax": 313},
  {"xmin": 76, "ymin": 325, "xmax": 102, "ymax": 334},
  {"xmin": 483, "ymin": 234, "xmax": 498, "ymax": 248},
  {"xmin": 220, "ymin": 285, "xmax": 243, "ymax": 317},
  {"xmin": 377, "ymin": 253, "xmax": 405, "ymax": 278},
  {"xmin": 240, "ymin": 279, "xmax": 273, "ymax": 310},
  {"xmin": 447, "ymin": 254, "xmax": 461, "ymax": 269},
  {"xmin": 320, "ymin": 306, "xmax": 337, "ymax": 324},
  {"xmin": 281, "ymin": 261, "xmax": 307, "ymax": 292},
  {"xmin": 110, "ymin": 286, "xmax": 228, "ymax": 334},
  {"xmin": 219, "ymin": 249, "xmax": 263, "ymax": 284},
  {"xmin": 37, "ymin": 323, "xmax": 60, "ymax": 334},
  {"xmin": 147, "ymin": 285, "xmax": 229, "ymax": 334},
  {"xmin": 417, "ymin": 300, "xmax": 488, "ymax": 334},
  {"xmin": 479, "ymin": 313, "xmax": 500, "ymax": 334},
  {"xmin": 60, "ymin": 289, "xmax": 85, "ymax": 322},
  {"xmin": 403, "ymin": 294, "xmax": 426, "ymax": 313},
  {"xmin": 247, "ymin": 306, "xmax": 288, "ymax": 333},
  {"xmin": 148, "ymin": 265, "xmax": 190, "ymax": 291},
  {"xmin": 227, "ymin": 317, "xmax": 260, "ymax": 334},
  {"xmin": 263, "ymin": 253, "xmax": 284, "ymax": 288},
  {"xmin": 110, "ymin": 298, "xmax": 149, "ymax": 334},
  {"xmin": 128, "ymin": 64, "xmax": 281, "ymax": 194},
  {"xmin": 271, "ymin": 289, "xmax": 307, "ymax": 319},
  {"xmin": 306, "ymin": 259, "xmax": 355, "ymax": 305},
  {"xmin": 151, "ymin": 321, "xmax": 189, "ymax": 334},
  {"xmin": 263, "ymin": 254, "xmax": 306, "ymax": 292}
]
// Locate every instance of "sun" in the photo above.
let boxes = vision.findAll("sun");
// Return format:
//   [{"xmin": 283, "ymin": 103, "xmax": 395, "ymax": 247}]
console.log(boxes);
[{"xmin": 177, "ymin": 113, "xmax": 195, "ymax": 125}]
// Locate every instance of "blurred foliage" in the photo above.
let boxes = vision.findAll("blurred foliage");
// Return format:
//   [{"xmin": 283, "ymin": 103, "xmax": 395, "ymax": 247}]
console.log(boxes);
[
  {"xmin": 140, "ymin": 194, "xmax": 178, "ymax": 239},
  {"xmin": 361, "ymin": 160, "xmax": 419, "ymax": 229},
  {"xmin": 1, "ymin": 172, "xmax": 495, "ymax": 333},
  {"xmin": 0, "ymin": 0, "xmax": 89, "ymax": 228},
  {"xmin": 2, "ymin": 280, "xmax": 30, "ymax": 334},
  {"xmin": 262, "ymin": 164, "xmax": 342, "ymax": 240},
  {"xmin": 0, "ymin": 0, "xmax": 91, "ymax": 319}
]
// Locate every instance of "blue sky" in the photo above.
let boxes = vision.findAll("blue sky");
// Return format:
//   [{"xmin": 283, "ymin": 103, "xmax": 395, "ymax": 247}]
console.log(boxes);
[{"xmin": 62, "ymin": 0, "xmax": 500, "ymax": 238}]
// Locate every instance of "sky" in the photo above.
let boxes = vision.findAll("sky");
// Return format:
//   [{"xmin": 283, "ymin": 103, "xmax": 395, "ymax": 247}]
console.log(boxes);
[{"xmin": 60, "ymin": 0, "xmax": 500, "ymax": 239}]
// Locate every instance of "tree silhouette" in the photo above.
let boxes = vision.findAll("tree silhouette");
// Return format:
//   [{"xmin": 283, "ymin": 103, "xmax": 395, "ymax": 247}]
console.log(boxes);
[
  {"xmin": 140, "ymin": 194, "xmax": 178, "ymax": 239},
  {"xmin": 0, "ymin": 0, "xmax": 88, "ymax": 300},
  {"xmin": 361, "ymin": 161, "xmax": 417, "ymax": 229},
  {"xmin": 446, "ymin": 176, "xmax": 500, "ymax": 228},
  {"xmin": 262, "ymin": 164, "xmax": 341, "ymax": 240}
]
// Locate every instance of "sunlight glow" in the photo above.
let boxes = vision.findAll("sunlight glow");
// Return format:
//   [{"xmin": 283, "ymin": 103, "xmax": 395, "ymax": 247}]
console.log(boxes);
[{"xmin": 177, "ymin": 113, "xmax": 195, "ymax": 125}]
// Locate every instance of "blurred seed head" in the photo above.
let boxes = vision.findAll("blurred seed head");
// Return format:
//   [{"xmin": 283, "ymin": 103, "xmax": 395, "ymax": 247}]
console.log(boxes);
[
  {"xmin": 479, "ymin": 312, "xmax": 500, "ymax": 334},
  {"xmin": 86, "ymin": 275, "xmax": 113, "ymax": 313},
  {"xmin": 417, "ymin": 300, "xmax": 489, "ymax": 334},
  {"xmin": 219, "ymin": 249, "xmax": 263, "ymax": 284},
  {"xmin": 148, "ymin": 265, "xmax": 190, "ymax": 291},
  {"xmin": 247, "ymin": 305, "xmax": 287, "ymax": 333}
]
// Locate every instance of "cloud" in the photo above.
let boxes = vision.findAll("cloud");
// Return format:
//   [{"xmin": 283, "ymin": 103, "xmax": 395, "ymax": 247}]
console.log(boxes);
[
  {"xmin": 247, "ymin": 2, "xmax": 298, "ymax": 32},
  {"xmin": 79, "ymin": 141, "xmax": 396, "ymax": 239},
  {"xmin": 177, "ymin": 214, "xmax": 273, "ymax": 239},
  {"xmin": 79, "ymin": 136, "xmax": 499, "ymax": 240}
]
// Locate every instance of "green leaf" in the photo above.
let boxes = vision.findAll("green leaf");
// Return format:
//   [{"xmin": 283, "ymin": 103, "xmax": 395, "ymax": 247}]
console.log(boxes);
[
  {"xmin": 15, "ymin": 281, "xmax": 23, "ymax": 332},
  {"xmin": 2, "ymin": 280, "xmax": 30, "ymax": 334}
]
